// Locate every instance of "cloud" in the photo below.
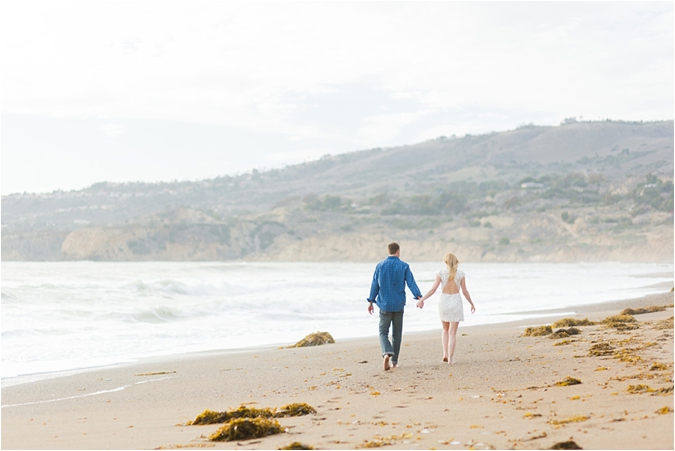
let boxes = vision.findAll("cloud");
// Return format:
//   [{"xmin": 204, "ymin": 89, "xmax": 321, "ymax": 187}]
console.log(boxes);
[
  {"xmin": 358, "ymin": 111, "xmax": 432, "ymax": 146},
  {"xmin": 96, "ymin": 124, "xmax": 125, "ymax": 137},
  {"xmin": 263, "ymin": 148, "xmax": 332, "ymax": 167},
  {"xmin": 2, "ymin": 2, "xmax": 671, "ymax": 132},
  {"xmin": 1, "ymin": 1, "xmax": 672, "ymax": 194}
]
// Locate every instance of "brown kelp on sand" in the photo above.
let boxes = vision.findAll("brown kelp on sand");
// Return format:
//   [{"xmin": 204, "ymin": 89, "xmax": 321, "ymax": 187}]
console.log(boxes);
[
  {"xmin": 555, "ymin": 376, "xmax": 582, "ymax": 386},
  {"xmin": 524, "ymin": 308, "xmax": 671, "ymax": 338},
  {"xmin": 189, "ymin": 403, "xmax": 316, "ymax": 442},
  {"xmin": 620, "ymin": 305, "xmax": 670, "ymax": 316},
  {"xmin": 549, "ymin": 327, "xmax": 581, "ymax": 339},
  {"xmin": 524, "ymin": 317, "xmax": 599, "ymax": 338},
  {"xmin": 290, "ymin": 331, "xmax": 335, "ymax": 348},
  {"xmin": 189, "ymin": 406, "xmax": 273, "ymax": 425},
  {"xmin": 549, "ymin": 440, "xmax": 583, "ymax": 449},
  {"xmin": 515, "ymin": 302, "xmax": 672, "ymax": 449},
  {"xmin": 189, "ymin": 403, "xmax": 316, "ymax": 425},
  {"xmin": 275, "ymin": 402, "xmax": 317, "ymax": 417},
  {"xmin": 552, "ymin": 318, "xmax": 597, "ymax": 328},
  {"xmin": 522, "ymin": 325, "xmax": 553, "ymax": 337},
  {"xmin": 278, "ymin": 442, "xmax": 314, "ymax": 450},
  {"xmin": 209, "ymin": 417, "xmax": 283, "ymax": 442},
  {"xmin": 602, "ymin": 314, "xmax": 639, "ymax": 331}
]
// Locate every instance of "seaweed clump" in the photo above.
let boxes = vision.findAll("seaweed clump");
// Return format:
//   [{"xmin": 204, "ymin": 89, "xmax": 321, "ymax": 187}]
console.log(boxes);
[
  {"xmin": 189, "ymin": 403, "xmax": 316, "ymax": 425},
  {"xmin": 654, "ymin": 386, "xmax": 674, "ymax": 395},
  {"xmin": 555, "ymin": 376, "xmax": 582, "ymax": 386},
  {"xmin": 625, "ymin": 384, "xmax": 672, "ymax": 395},
  {"xmin": 523, "ymin": 325, "xmax": 552, "ymax": 337},
  {"xmin": 613, "ymin": 348, "xmax": 643, "ymax": 365},
  {"xmin": 209, "ymin": 417, "xmax": 282, "ymax": 442},
  {"xmin": 275, "ymin": 402, "xmax": 316, "ymax": 417},
  {"xmin": 602, "ymin": 314, "xmax": 638, "ymax": 331},
  {"xmin": 188, "ymin": 405, "xmax": 274, "ymax": 425},
  {"xmin": 190, "ymin": 403, "xmax": 317, "ymax": 444},
  {"xmin": 620, "ymin": 306, "xmax": 666, "ymax": 315},
  {"xmin": 587, "ymin": 339, "xmax": 646, "ymax": 364},
  {"xmin": 588, "ymin": 342, "xmax": 615, "ymax": 356},
  {"xmin": 549, "ymin": 440, "xmax": 583, "ymax": 450},
  {"xmin": 653, "ymin": 316, "xmax": 674, "ymax": 330},
  {"xmin": 291, "ymin": 331, "xmax": 335, "ymax": 348},
  {"xmin": 279, "ymin": 443, "xmax": 314, "ymax": 450},
  {"xmin": 189, "ymin": 409, "xmax": 231, "ymax": 425},
  {"xmin": 552, "ymin": 318, "xmax": 596, "ymax": 328},
  {"xmin": 553, "ymin": 340, "xmax": 573, "ymax": 347},
  {"xmin": 626, "ymin": 384, "xmax": 654, "ymax": 394},
  {"xmin": 549, "ymin": 327, "xmax": 581, "ymax": 339},
  {"xmin": 548, "ymin": 415, "xmax": 588, "ymax": 425}
]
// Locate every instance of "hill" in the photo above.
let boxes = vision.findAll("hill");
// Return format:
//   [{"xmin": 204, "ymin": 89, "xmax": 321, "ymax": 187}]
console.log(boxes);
[{"xmin": 2, "ymin": 119, "xmax": 673, "ymax": 262}]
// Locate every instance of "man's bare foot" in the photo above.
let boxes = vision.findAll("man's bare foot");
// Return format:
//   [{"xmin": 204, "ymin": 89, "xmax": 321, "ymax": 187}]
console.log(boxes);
[
  {"xmin": 383, "ymin": 355, "xmax": 391, "ymax": 371},
  {"xmin": 392, "ymin": 363, "xmax": 399, "ymax": 368}
]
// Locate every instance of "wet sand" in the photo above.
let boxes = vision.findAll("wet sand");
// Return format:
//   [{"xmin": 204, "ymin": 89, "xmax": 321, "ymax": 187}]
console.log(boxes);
[{"xmin": 2, "ymin": 292, "xmax": 673, "ymax": 450}]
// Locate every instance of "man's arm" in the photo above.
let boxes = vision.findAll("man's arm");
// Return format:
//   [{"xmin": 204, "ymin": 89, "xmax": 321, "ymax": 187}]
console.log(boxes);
[
  {"xmin": 367, "ymin": 266, "xmax": 380, "ymax": 314},
  {"xmin": 368, "ymin": 266, "xmax": 380, "ymax": 301},
  {"xmin": 405, "ymin": 266, "xmax": 422, "ymax": 299}
]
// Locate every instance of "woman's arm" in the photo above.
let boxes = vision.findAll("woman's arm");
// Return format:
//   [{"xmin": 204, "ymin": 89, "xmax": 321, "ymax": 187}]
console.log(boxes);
[
  {"xmin": 460, "ymin": 277, "xmax": 476, "ymax": 314},
  {"xmin": 416, "ymin": 275, "xmax": 442, "ymax": 308}
]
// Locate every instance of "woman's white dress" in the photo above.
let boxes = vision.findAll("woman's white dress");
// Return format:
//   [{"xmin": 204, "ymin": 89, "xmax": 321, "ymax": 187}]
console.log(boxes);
[{"xmin": 437, "ymin": 269, "xmax": 465, "ymax": 322}]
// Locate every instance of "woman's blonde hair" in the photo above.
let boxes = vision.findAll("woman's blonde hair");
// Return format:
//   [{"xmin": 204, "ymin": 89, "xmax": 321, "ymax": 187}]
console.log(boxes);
[{"xmin": 443, "ymin": 252, "xmax": 459, "ymax": 283}]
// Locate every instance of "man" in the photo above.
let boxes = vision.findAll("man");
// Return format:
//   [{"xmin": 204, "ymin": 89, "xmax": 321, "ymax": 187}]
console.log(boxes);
[{"xmin": 367, "ymin": 242, "xmax": 422, "ymax": 371}]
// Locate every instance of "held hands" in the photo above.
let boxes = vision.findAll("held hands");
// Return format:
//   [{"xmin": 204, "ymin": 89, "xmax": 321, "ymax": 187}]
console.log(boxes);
[{"xmin": 416, "ymin": 296, "xmax": 425, "ymax": 309}]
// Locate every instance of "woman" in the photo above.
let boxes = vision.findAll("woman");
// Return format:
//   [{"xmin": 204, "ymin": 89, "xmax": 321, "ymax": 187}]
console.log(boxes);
[{"xmin": 416, "ymin": 252, "xmax": 475, "ymax": 364}]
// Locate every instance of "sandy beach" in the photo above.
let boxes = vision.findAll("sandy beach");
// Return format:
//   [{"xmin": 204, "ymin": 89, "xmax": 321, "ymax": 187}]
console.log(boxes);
[{"xmin": 2, "ymin": 291, "xmax": 673, "ymax": 450}]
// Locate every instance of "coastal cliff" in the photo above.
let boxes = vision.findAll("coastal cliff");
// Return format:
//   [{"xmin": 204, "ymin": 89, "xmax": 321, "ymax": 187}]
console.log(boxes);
[
  {"xmin": 3, "ymin": 120, "xmax": 673, "ymax": 262},
  {"xmin": 39, "ymin": 209, "xmax": 670, "ymax": 263}
]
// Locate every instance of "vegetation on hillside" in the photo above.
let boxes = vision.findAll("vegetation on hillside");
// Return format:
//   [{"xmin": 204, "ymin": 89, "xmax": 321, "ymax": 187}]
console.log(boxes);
[{"xmin": 2, "ymin": 120, "xmax": 673, "ymax": 261}]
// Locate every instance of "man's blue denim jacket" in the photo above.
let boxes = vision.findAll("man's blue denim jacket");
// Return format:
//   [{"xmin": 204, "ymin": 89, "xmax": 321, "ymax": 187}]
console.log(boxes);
[{"xmin": 367, "ymin": 256, "xmax": 422, "ymax": 312}]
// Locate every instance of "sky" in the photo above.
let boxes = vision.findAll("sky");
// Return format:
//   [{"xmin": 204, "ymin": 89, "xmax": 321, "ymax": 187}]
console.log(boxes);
[{"xmin": 1, "ymin": 1, "xmax": 673, "ymax": 195}]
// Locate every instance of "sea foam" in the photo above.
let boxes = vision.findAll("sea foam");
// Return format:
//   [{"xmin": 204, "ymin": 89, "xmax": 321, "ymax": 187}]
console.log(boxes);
[{"xmin": 2, "ymin": 261, "xmax": 671, "ymax": 385}]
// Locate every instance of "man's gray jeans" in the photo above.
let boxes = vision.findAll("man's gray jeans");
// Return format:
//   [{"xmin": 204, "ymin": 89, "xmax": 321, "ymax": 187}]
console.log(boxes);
[{"xmin": 379, "ymin": 309, "xmax": 404, "ymax": 364}]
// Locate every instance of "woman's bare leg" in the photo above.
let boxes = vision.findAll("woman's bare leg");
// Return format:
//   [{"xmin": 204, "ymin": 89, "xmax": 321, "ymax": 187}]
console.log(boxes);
[
  {"xmin": 441, "ymin": 321, "xmax": 450, "ymax": 361},
  {"xmin": 448, "ymin": 322, "xmax": 459, "ymax": 364}
]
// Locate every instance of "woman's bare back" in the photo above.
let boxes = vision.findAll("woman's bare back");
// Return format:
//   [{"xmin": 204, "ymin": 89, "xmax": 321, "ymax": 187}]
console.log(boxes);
[{"xmin": 442, "ymin": 279, "xmax": 460, "ymax": 295}]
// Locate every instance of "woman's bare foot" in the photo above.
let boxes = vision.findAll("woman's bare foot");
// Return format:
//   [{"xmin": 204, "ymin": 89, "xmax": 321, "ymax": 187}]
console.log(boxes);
[
  {"xmin": 442, "ymin": 357, "xmax": 448, "ymax": 363},
  {"xmin": 383, "ymin": 355, "xmax": 391, "ymax": 371}
]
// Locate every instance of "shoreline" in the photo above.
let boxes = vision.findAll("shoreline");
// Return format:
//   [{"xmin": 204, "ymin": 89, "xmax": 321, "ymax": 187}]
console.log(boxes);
[
  {"xmin": 2, "ymin": 290, "xmax": 673, "ymax": 449},
  {"xmin": 3, "ymin": 290, "xmax": 672, "ymax": 389}
]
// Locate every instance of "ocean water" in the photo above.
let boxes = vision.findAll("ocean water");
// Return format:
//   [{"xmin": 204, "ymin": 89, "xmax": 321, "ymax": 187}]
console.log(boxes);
[{"xmin": 2, "ymin": 261, "xmax": 672, "ymax": 387}]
